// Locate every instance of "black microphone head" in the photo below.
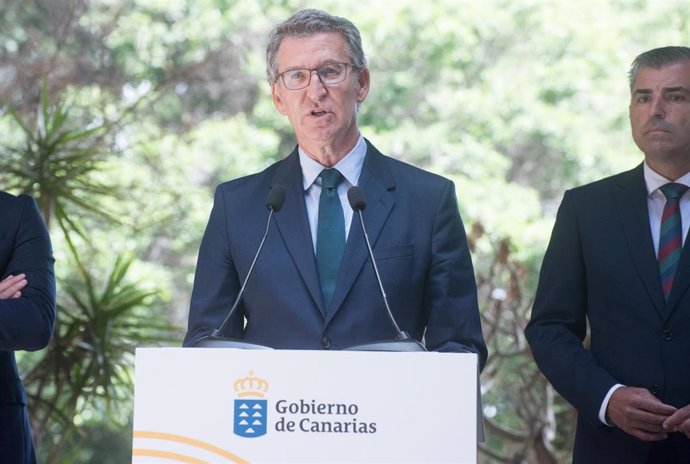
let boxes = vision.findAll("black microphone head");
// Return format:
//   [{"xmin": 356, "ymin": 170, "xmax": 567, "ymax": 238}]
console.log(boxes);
[
  {"xmin": 347, "ymin": 186, "xmax": 366, "ymax": 212},
  {"xmin": 266, "ymin": 184, "xmax": 287, "ymax": 212}
]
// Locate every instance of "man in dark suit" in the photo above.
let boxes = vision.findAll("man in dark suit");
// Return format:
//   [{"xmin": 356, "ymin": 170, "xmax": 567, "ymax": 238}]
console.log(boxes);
[
  {"xmin": 183, "ymin": 9, "xmax": 486, "ymax": 367},
  {"xmin": 526, "ymin": 46, "xmax": 690, "ymax": 463},
  {"xmin": 0, "ymin": 191, "xmax": 56, "ymax": 464}
]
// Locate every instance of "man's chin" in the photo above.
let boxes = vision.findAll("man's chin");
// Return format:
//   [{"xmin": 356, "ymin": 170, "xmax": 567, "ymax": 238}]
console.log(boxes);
[{"xmin": 300, "ymin": 127, "xmax": 338, "ymax": 144}]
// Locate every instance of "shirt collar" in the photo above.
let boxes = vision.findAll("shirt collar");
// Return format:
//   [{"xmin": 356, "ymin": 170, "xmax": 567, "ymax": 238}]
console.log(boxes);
[
  {"xmin": 299, "ymin": 135, "xmax": 367, "ymax": 190},
  {"xmin": 644, "ymin": 161, "xmax": 690, "ymax": 197}
]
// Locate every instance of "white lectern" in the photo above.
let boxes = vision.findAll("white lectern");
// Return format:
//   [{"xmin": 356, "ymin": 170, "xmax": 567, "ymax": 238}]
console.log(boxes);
[{"xmin": 132, "ymin": 348, "xmax": 477, "ymax": 463}]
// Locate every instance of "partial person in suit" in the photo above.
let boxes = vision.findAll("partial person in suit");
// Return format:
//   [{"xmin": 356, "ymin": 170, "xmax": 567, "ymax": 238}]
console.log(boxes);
[
  {"xmin": 0, "ymin": 191, "xmax": 56, "ymax": 464},
  {"xmin": 525, "ymin": 46, "xmax": 690, "ymax": 463},
  {"xmin": 183, "ymin": 8, "xmax": 486, "ymax": 367}
]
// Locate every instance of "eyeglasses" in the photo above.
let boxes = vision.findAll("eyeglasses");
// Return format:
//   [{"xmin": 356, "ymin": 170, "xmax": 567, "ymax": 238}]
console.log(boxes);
[{"xmin": 277, "ymin": 62, "xmax": 357, "ymax": 90}]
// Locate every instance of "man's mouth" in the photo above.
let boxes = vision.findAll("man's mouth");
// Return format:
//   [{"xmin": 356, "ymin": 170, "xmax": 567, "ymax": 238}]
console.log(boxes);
[
  {"xmin": 646, "ymin": 128, "xmax": 670, "ymax": 134},
  {"xmin": 644, "ymin": 121, "xmax": 671, "ymax": 133},
  {"xmin": 310, "ymin": 110, "xmax": 328, "ymax": 117}
]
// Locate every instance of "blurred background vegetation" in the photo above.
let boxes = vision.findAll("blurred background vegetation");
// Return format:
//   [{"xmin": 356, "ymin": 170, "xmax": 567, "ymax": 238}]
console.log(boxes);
[{"xmin": 1, "ymin": 0, "xmax": 689, "ymax": 462}]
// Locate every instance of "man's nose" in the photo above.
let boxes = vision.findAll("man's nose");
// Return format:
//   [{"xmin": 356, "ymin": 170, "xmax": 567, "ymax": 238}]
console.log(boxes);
[
  {"xmin": 306, "ymin": 70, "xmax": 327, "ymax": 100},
  {"xmin": 650, "ymin": 96, "xmax": 667, "ymax": 119}
]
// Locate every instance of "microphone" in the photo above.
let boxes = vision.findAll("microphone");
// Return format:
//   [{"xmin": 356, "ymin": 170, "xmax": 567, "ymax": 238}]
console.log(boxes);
[
  {"xmin": 192, "ymin": 184, "xmax": 287, "ymax": 349},
  {"xmin": 343, "ymin": 187, "xmax": 426, "ymax": 352}
]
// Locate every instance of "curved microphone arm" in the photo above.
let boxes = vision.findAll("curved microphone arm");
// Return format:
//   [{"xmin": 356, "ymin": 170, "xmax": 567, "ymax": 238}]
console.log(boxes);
[
  {"xmin": 192, "ymin": 184, "xmax": 286, "ymax": 349},
  {"xmin": 344, "ymin": 187, "xmax": 426, "ymax": 352}
]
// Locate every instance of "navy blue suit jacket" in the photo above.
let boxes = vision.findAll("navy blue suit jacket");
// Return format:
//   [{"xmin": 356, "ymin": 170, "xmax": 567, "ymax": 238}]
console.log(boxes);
[
  {"xmin": 184, "ymin": 140, "xmax": 486, "ymax": 367},
  {"xmin": 526, "ymin": 164, "xmax": 690, "ymax": 463},
  {"xmin": 0, "ymin": 192, "xmax": 56, "ymax": 464}
]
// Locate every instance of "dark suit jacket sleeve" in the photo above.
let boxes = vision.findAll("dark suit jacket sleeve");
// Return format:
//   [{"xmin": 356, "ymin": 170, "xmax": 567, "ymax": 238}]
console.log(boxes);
[
  {"xmin": 0, "ymin": 194, "xmax": 56, "ymax": 351},
  {"xmin": 424, "ymin": 180, "xmax": 488, "ymax": 369},
  {"xmin": 183, "ymin": 185, "xmax": 243, "ymax": 346},
  {"xmin": 525, "ymin": 190, "xmax": 618, "ymax": 424}
]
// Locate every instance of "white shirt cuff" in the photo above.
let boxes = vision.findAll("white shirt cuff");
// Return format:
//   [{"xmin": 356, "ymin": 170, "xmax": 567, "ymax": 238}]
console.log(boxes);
[{"xmin": 599, "ymin": 383, "xmax": 624, "ymax": 426}]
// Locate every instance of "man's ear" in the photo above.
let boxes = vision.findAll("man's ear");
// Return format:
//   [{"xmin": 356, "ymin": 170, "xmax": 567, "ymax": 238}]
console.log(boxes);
[
  {"xmin": 272, "ymin": 83, "xmax": 288, "ymax": 115},
  {"xmin": 356, "ymin": 67, "xmax": 370, "ymax": 103}
]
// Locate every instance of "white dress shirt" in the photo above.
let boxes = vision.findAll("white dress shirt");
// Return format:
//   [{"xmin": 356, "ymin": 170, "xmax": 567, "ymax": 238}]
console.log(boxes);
[{"xmin": 299, "ymin": 136, "xmax": 367, "ymax": 253}]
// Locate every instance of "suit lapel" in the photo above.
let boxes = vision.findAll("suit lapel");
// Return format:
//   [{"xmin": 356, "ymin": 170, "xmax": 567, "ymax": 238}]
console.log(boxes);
[
  {"xmin": 271, "ymin": 150, "xmax": 326, "ymax": 316},
  {"xmin": 614, "ymin": 164, "xmax": 666, "ymax": 317},
  {"xmin": 326, "ymin": 142, "xmax": 395, "ymax": 323}
]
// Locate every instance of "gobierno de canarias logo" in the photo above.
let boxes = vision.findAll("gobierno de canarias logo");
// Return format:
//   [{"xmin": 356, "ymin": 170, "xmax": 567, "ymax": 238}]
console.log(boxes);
[{"xmin": 233, "ymin": 371, "xmax": 269, "ymax": 438}]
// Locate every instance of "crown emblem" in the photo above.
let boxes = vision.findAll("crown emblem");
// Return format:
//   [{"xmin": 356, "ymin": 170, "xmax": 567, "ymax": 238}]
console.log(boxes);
[{"xmin": 234, "ymin": 371, "xmax": 269, "ymax": 398}]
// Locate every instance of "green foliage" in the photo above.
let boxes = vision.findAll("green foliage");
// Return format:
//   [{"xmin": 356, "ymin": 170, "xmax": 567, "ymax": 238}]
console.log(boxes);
[
  {"xmin": 53, "ymin": 420, "xmax": 134, "ymax": 464},
  {"xmin": 22, "ymin": 249, "xmax": 177, "ymax": 463},
  {"xmin": 0, "ymin": 84, "xmax": 113, "ymax": 228},
  {"xmin": 2, "ymin": 78, "xmax": 178, "ymax": 463}
]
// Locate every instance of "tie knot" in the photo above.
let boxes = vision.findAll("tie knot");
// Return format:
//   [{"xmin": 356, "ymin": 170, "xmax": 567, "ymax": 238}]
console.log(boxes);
[
  {"xmin": 660, "ymin": 183, "xmax": 689, "ymax": 201},
  {"xmin": 320, "ymin": 168, "xmax": 344, "ymax": 190}
]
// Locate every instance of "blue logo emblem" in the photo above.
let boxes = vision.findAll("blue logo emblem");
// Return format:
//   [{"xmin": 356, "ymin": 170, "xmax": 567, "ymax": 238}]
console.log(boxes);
[
  {"xmin": 233, "ymin": 371, "xmax": 269, "ymax": 438},
  {"xmin": 234, "ymin": 399, "xmax": 267, "ymax": 437}
]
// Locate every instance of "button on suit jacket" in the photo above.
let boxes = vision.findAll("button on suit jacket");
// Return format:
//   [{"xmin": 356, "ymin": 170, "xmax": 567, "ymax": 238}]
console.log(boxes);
[{"xmin": 184, "ymin": 140, "xmax": 487, "ymax": 367}]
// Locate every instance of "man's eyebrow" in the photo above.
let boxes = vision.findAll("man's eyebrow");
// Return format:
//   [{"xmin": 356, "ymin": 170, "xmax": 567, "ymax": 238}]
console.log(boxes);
[
  {"xmin": 632, "ymin": 88, "xmax": 652, "ymax": 96},
  {"xmin": 632, "ymin": 86, "xmax": 690, "ymax": 95},
  {"xmin": 662, "ymin": 86, "xmax": 690, "ymax": 93},
  {"xmin": 281, "ymin": 60, "xmax": 343, "ymax": 71}
]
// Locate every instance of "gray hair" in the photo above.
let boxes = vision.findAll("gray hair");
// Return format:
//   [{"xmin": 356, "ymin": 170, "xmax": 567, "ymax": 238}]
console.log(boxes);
[
  {"xmin": 265, "ymin": 9, "xmax": 367, "ymax": 83},
  {"xmin": 628, "ymin": 46, "xmax": 690, "ymax": 90}
]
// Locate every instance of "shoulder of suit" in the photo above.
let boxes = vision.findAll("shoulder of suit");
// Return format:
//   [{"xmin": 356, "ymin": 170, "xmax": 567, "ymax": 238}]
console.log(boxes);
[
  {"xmin": 215, "ymin": 154, "xmax": 291, "ymax": 192},
  {"xmin": 365, "ymin": 141, "xmax": 451, "ymax": 185},
  {"xmin": 567, "ymin": 163, "xmax": 643, "ymax": 198},
  {"xmin": 0, "ymin": 190, "xmax": 33, "ymax": 210},
  {"xmin": 0, "ymin": 192, "xmax": 39, "ymax": 231},
  {"xmin": 0, "ymin": 190, "xmax": 17, "ymax": 201}
]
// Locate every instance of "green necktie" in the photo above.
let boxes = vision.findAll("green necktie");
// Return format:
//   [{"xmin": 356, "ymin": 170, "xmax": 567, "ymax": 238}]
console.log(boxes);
[{"xmin": 316, "ymin": 168, "xmax": 345, "ymax": 309}]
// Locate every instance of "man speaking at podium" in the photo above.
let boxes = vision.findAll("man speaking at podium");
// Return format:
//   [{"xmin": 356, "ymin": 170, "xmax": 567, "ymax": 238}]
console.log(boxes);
[{"xmin": 183, "ymin": 9, "xmax": 486, "ymax": 368}]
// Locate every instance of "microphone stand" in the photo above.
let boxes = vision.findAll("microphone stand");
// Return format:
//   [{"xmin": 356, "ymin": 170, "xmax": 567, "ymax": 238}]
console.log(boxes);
[
  {"xmin": 191, "ymin": 185, "xmax": 286, "ymax": 349},
  {"xmin": 343, "ymin": 187, "xmax": 426, "ymax": 352}
]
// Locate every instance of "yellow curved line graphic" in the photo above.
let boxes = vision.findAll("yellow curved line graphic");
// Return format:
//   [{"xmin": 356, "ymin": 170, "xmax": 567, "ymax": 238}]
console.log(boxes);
[
  {"xmin": 133, "ymin": 431, "xmax": 249, "ymax": 464},
  {"xmin": 132, "ymin": 449, "xmax": 208, "ymax": 463}
]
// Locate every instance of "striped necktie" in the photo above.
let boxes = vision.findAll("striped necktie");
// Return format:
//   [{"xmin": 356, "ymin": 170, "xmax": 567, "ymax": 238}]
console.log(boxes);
[
  {"xmin": 658, "ymin": 182, "xmax": 688, "ymax": 301},
  {"xmin": 316, "ymin": 168, "xmax": 345, "ymax": 309}
]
